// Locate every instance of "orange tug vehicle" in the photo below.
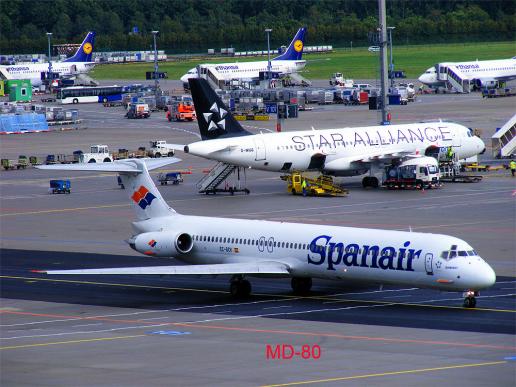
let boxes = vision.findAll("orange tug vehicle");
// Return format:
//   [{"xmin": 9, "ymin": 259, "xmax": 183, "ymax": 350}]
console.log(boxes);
[{"xmin": 166, "ymin": 101, "xmax": 197, "ymax": 122}]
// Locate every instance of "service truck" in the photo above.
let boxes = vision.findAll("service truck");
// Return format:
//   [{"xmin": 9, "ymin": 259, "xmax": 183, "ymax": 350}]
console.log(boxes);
[
  {"xmin": 79, "ymin": 145, "xmax": 113, "ymax": 163},
  {"xmin": 329, "ymin": 73, "xmax": 354, "ymax": 88},
  {"xmin": 166, "ymin": 101, "xmax": 196, "ymax": 122},
  {"xmin": 383, "ymin": 157, "xmax": 441, "ymax": 189},
  {"xmin": 147, "ymin": 140, "xmax": 176, "ymax": 158},
  {"xmin": 126, "ymin": 103, "xmax": 150, "ymax": 119}
]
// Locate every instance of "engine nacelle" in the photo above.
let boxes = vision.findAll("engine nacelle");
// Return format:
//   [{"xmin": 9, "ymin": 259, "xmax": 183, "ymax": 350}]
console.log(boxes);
[
  {"xmin": 131, "ymin": 231, "xmax": 193, "ymax": 257},
  {"xmin": 174, "ymin": 232, "xmax": 193, "ymax": 254}
]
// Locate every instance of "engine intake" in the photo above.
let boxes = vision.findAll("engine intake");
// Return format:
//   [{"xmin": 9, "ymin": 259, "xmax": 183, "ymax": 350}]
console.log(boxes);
[{"xmin": 175, "ymin": 232, "xmax": 193, "ymax": 254}]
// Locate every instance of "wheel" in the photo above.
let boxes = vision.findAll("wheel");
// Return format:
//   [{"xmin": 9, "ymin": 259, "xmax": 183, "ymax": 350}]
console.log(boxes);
[
  {"xmin": 291, "ymin": 277, "xmax": 312, "ymax": 295},
  {"xmin": 103, "ymin": 158, "xmax": 111, "ymax": 162},
  {"xmin": 291, "ymin": 188, "xmax": 296, "ymax": 195},
  {"xmin": 155, "ymin": 153, "xmax": 161, "ymax": 158},
  {"xmin": 230, "ymin": 279, "xmax": 251, "ymax": 298},
  {"xmin": 88, "ymin": 159, "xmax": 96, "ymax": 163},
  {"xmin": 102, "ymin": 97, "xmax": 108, "ymax": 103},
  {"xmin": 229, "ymin": 187, "xmax": 234, "ymax": 195},
  {"xmin": 167, "ymin": 152, "xmax": 174, "ymax": 157},
  {"xmin": 244, "ymin": 189, "xmax": 250, "ymax": 194},
  {"xmin": 463, "ymin": 297, "xmax": 477, "ymax": 308},
  {"xmin": 73, "ymin": 98, "xmax": 78, "ymax": 104},
  {"xmin": 370, "ymin": 177, "xmax": 379, "ymax": 188},
  {"xmin": 362, "ymin": 176, "xmax": 370, "ymax": 188}
]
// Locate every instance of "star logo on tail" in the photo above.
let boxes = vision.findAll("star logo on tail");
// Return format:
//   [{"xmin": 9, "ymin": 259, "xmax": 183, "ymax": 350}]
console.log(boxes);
[{"xmin": 203, "ymin": 102, "xmax": 227, "ymax": 132}]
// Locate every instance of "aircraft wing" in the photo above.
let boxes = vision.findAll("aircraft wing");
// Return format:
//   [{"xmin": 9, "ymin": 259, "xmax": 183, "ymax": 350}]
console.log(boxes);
[
  {"xmin": 354, "ymin": 149, "xmax": 415, "ymax": 163},
  {"xmin": 37, "ymin": 157, "xmax": 181, "ymax": 172},
  {"xmin": 37, "ymin": 261, "xmax": 291, "ymax": 276}
]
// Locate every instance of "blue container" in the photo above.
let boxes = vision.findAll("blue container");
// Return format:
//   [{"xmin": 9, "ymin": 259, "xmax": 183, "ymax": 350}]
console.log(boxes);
[{"xmin": 388, "ymin": 94, "xmax": 401, "ymax": 105}]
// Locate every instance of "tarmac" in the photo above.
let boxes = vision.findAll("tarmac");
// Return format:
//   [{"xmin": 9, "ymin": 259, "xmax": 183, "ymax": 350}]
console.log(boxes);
[{"xmin": 0, "ymin": 81, "xmax": 515, "ymax": 386}]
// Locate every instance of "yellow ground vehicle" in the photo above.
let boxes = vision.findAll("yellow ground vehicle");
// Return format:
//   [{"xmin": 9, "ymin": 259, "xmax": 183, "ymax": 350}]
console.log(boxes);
[{"xmin": 282, "ymin": 173, "xmax": 348, "ymax": 197}]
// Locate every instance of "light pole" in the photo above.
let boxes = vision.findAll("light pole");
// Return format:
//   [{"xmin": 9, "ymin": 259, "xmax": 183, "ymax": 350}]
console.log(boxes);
[
  {"xmin": 46, "ymin": 32, "xmax": 52, "ymax": 92},
  {"xmin": 151, "ymin": 30, "xmax": 159, "ymax": 97},
  {"xmin": 387, "ymin": 26, "xmax": 396, "ymax": 88},
  {"xmin": 265, "ymin": 28, "xmax": 272, "ymax": 87}
]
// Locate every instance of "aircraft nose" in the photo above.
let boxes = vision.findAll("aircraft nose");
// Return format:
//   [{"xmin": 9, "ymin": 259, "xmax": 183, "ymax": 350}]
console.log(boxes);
[{"xmin": 475, "ymin": 261, "xmax": 496, "ymax": 289}]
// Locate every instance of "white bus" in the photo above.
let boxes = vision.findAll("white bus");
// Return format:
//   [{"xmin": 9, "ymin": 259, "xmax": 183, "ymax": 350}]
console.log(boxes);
[{"xmin": 56, "ymin": 86, "xmax": 124, "ymax": 104}]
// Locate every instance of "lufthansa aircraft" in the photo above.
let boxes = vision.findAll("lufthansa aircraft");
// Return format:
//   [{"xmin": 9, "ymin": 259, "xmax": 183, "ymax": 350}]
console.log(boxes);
[
  {"xmin": 37, "ymin": 158, "xmax": 495, "ymax": 307},
  {"xmin": 180, "ymin": 79, "xmax": 486, "ymax": 188},
  {"xmin": 0, "ymin": 31, "xmax": 96, "ymax": 87},
  {"xmin": 179, "ymin": 28, "xmax": 307, "ymax": 89},
  {"xmin": 418, "ymin": 58, "xmax": 516, "ymax": 89}
]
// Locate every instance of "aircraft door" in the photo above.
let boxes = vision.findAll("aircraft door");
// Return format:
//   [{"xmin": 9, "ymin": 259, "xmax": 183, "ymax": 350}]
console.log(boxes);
[
  {"xmin": 254, "ymin": 138, "xmax": 266, "ymax": 161},
  {"xmin": 424, "ymin": 253, "xmax": 434, "ymax": 275}
]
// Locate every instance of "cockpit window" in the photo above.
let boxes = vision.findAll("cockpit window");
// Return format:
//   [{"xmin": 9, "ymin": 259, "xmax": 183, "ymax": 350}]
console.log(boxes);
[
  {"xmin": 467, "ymin": 250, "xmax": 477, "ymax": 256},
  {"xmin": 458, "ymin": 251, "xmax": 468, "ymax": 256},
  {"xmin": 441, "ymin": 249, "xmax": 477, "ymax": 260}
]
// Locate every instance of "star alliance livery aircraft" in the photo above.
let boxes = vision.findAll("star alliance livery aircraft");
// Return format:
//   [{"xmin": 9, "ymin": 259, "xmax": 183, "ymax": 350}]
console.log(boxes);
[
  {"xmin": 0, "ymin": 31, "xmax": 96, "ymax": 87},
  {"xmin": 37, "ymin": 158, "xmax": 495, "ymax": 307},
  {"xmin": 180, "ymin": 27, "xmax": 307, "ymax": 89},
  {"xmin": 180, "ymin": 79, "xmax": 485, "ymax": 188}
]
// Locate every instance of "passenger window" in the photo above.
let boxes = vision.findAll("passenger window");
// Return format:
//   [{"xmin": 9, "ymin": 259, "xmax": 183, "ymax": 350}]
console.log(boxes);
[{"xmin": 294, "ymin": 243, "xmax": 298, "ymax": 249}]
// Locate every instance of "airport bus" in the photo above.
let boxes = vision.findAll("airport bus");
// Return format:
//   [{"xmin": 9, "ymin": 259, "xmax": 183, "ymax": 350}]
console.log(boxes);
[{"xmin": 56, "ymin": 86, "xmax": 124, "ymax": 104}]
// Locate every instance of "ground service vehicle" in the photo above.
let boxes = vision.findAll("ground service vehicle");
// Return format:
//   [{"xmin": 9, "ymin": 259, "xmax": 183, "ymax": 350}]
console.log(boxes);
[
  {"xmin": 329, "ymin": 73, "xmax": 354, "ymax": 87},
  {"xmin": 79, "ymin": 145, "xmax": 113, "ymax": 163},
  {"xmin": 157, "ymin": 172, "xmax": 183, "ymax": 185},
  {"xmin": 166, "ymin": 102, "xmax": 196, "ymax": 122},
  {"xmin": 49, "ymin": 179, "xmax": 71, "ymax": 194},
  {"xmin": 126, "ymin": 103, "xmax": 150, "ymax": 119},
  {"xmin": 1, "ymin": 156, "xmax": 28, "ymax": 170},
  {"xmin": 283, "ymin": 173, "xmax": 348, "ymax": 196},
  {"xmin": 383, "ymin": 157, "xmax": 440, "ymax": 189},
  {"xmin": 148, "ymin": 140, "xmax": 176, "ymax": 158},
  {"xmin": 56, "ymin": 86, "xmax": 123, "ymax": 104}
]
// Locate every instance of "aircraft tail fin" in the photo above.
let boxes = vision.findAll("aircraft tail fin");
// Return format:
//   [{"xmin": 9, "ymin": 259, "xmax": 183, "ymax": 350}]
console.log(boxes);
[
  {"xmin": 64, "ymin": 31, "xmax": 96, "ymax": 63},
  {"xmin": 189, "ymin": 78, "xmax": 252, "ymax": 141},
  {"xmin": 37, "ymin": 158, "xmax": 179, "ymax": 221},
  {"xmin": 273, "ymin": 27, "xmax": 306, "ymax": 61}
]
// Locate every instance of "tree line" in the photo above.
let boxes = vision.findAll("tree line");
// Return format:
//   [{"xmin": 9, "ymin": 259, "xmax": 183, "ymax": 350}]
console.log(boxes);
[{"xmin": 1, "ymin": 0, "xmax": 514, "ymax": 54}]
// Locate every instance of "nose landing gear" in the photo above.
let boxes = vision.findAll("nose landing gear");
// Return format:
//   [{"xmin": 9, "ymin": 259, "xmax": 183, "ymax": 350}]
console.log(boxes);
[{"xmin": 463, "ymin": 290, "xmax": 478, "ymax": 308}]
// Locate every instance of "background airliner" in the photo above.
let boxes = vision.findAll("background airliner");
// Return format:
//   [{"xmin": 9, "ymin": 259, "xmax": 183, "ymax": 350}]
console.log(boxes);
[
  {"xmin": 179, "ymin": 79, "xmax": 486, "ymax": 188},
  {"xmin": 180, "ymin": 27, "xmax": 307, "ymax": 89},
  {"xmin": 0, "ymin": 31, "xmax": 96, "ymax": 87},
  {"xmin": 37, "ymin": 158, "xmax": 495, "ymax": 308},
  {"xmin": 418, "ymin": 57, "xmax": 516, "ymax": 89}
]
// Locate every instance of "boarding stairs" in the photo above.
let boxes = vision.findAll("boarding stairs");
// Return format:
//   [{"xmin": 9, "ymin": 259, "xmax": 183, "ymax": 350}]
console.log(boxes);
[
  {"xmin": 491, "ymin": 113, "xmax": 516, "ymax": 158},
  {"xmin": 197, "ymin": 162, "xmax": 249, "ymax": 195},
  {"xmin": 445, "ymin": 65, "xmax": 470, "ymax": 93}
]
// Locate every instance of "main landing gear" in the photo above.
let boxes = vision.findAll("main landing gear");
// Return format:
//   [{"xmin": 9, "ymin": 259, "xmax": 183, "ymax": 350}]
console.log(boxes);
[
  {"xmin": 230, "ymin": 275, "xmax": 251, "ymax": 298},
  {"xmin": 463, "ymin": 290, "xmax": 478, "ymax": 308},
  {"xmin": 291, "ymin": 277, "xmax": 312, "ymax": 295},
  {"xmin": 362, "ymin": 176, "xmax": 379, "ymax": 188}
]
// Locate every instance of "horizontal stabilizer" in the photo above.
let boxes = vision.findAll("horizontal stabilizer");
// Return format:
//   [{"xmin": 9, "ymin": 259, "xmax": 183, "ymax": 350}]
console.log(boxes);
[
  {"xmin": 38, "ymin": 261, "xmax": 290, "ymax": 276},
  {"xmin": 37, "ymin": 157, "xmax": 181, "ymax": 172}
]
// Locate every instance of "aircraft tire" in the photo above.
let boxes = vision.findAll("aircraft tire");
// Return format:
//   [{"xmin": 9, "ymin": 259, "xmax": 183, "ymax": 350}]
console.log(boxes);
[
  {"xmin": 463, "ymin": 297, "xmax": 476, "ymax": 308},
  {"xmin": 291, "ymin": 277, "xmax": 312, "ymax": 295},
  {"xmin": 230, "ymin": 279, "xmax": 251, "ymax": 298}
]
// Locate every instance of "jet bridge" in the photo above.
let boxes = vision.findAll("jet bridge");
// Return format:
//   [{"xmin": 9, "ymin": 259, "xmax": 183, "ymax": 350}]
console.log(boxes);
[
  {"xmin": 491, "ymin": 113, "xmax": 516, "ymax": 158},
  {"xmin": 196, "ymin": 162, "xmax": 250, "ymax": 195}
]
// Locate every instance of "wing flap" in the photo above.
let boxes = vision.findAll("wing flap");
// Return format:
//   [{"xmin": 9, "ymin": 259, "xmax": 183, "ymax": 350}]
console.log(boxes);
[{"xmin": 39, "ymin": 261, "xmax": 290, "ymax": 275}]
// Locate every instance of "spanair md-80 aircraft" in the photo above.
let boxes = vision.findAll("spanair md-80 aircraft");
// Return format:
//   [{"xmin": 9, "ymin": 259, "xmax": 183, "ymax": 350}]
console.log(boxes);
[
  {"xmin": 37, "ymin": 158, "xmax": 495, "ymax": 307},
  {"xmin": 418, "ymin": 57, "xmax": 516, "ymax": 90},
  {"xmin": 180, "ymin": 79, "xmax": 485, "ymax": 188},
  {"xmin": 180, "ymin": 28, "xmax": 307, "ymax": 89},
  {"xmin": 0, "ymin": 31, "xmax": 96, "ymax": 87}
]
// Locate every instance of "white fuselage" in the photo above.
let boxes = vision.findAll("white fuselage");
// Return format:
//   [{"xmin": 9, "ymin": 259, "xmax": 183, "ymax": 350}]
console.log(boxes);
[
  {"xmin": 1, "ymin": 62, "xmax": 96, "ymax": 87},
  {"xmin": 180, "ymin": 60, "xmax": 306, "ymax": 83},
  {"xmin": 186, "ymin": 122, "xmax": 485, "ymax": 176},
  {"xmin": 131, "ymin": 213, "xmax": 496, "ymax": 292},
  {"xmin": 418, "ymin": 58, "xmax": 516, "ymax": 87}
]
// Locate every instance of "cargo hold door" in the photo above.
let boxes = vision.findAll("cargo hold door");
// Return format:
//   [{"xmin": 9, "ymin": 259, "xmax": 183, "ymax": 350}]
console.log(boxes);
[{"xmin": 254, "ymin": 138, "xmax": 266, "ymax": 161}]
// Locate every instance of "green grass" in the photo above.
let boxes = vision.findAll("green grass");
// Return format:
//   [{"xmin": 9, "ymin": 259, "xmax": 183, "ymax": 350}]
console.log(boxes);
[{"xmin": 91, "ymin": 41, "xmax": 516, "ymax": 81}]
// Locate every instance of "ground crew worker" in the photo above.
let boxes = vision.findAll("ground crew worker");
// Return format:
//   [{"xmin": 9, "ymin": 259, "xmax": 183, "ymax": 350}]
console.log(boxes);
[
  {"xmin": 510, "ymin": 159, "xmax": 516, "ymax": 177},
  {"xmin": 301, "ymin": 178, "xmax": 308, "ymax": 196},
  {"xmin": 447, "ymin": 146, "xmax": 454, "ymax": 160}
]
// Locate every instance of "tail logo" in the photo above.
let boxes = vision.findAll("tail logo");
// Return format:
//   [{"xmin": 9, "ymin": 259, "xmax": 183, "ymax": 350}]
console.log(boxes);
[
  {"xmin": 294, "ymin": 40, "xmax": 303, "ymax": 52},
  {"xmin": 203, "ymin": 102, "xmax": 227, "ymax": 132},
  {"xmin": 131, "ymin": 186, "xmax": 156, "ymax": 210},
  {"xmin": 83, "ymin": 42, "xmax": 93, "ymax": 55}
]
